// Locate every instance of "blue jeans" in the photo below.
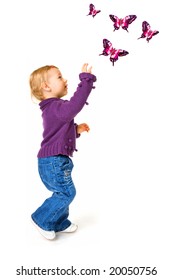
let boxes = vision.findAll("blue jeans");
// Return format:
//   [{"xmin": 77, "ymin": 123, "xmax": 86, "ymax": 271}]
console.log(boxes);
[{"xmin": 31, "ymin": 155, "xmax": 76, "ymax": 232}]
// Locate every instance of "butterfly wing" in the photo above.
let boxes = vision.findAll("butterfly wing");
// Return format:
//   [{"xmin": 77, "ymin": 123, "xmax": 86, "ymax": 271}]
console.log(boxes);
[
  {"xmin": 146, "ymin": 29, "xmax": 159, "ymax": 42},
  {"xmin": 109, "ymin": 15, "xmax": 120, "ymax": 31},
  {"xmin": 118, "ymin": 49, "xmax": 129, "ymax": 57},
  {"xmin": 138, "ymin": 21, "xmax": 150, "ymax": 39},
  {"xmin": 94, "ymin": 9, "xmax": 101, "ymax": 16},
  {"xmin": 110, "ymin": 48, "xmax": 129, "ymax": 66},
  {"xmin": 87, "ymin": 4, "xmax": 95, "ymax": 15},
  {"xmin": 126, "ymin": 15, "xmax": 137, "ymax": 25},
  {"xmin": 142, "ymin": 21, "xmax": 150, "ymax": 32},
  {"xmin": 152, "ymin": 30, "xmax": 159, "ymax": 37},
  {"xmin": 122, "ymin": 15, "xmax": 137, "ymax": 31},
  {"xmin": 89, "ymin": 4, "xmax": 95, "ymax": 12},
  {"xmin": 99, "ymin": 39, "xmax": 113, "ymax": 56}
]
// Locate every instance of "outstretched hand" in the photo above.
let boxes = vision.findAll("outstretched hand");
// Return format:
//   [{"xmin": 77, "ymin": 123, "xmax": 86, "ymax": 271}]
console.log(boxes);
[
  {"xmin": 77, "ymin": 123, "xmax": 90, "ymax": 134},
  {"xmin": 81, "ymin": 63, "xmax": 92, "ymax": 74}
]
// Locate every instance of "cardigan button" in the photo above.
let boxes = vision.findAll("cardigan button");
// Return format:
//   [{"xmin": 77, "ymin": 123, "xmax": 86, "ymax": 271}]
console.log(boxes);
[
  {"xmin": 64, "ymin": 145, "xmax": 68, "ymax": 149},
  {"xmin": 68, "ymin": 138, "xmax": 72, "ymax": 142}
]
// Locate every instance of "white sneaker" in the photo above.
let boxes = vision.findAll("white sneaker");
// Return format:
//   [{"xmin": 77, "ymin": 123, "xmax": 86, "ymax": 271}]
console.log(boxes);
[
  {"xmin": 31, "ymin": 219, "xmax": 56, "ymax": 240},
  {"xmin": 59, "ymin": 223, "xmax": 78, "ymax": 233}
]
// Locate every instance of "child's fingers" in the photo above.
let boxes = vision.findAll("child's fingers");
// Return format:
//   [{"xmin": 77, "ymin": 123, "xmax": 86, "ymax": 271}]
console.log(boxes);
[
  {"xmin": 81, "ymin": 63, "xmax": 92, "ymax": 73},
  {"xmin": 88, "ymin": 66, "xmax": 92, "ymax": 73},
  {"xmin": 84, "ymin": 124, "xmax": 90, "ymax": 132},
  {"xmin": 81, "ymin": 63, "xmax": 88, "ymax": 72}
]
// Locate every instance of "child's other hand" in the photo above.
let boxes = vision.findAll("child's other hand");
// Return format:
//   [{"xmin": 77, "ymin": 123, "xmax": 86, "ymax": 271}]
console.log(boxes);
[
  {"xmin": 81, "ymin": 63, "xmax": 92, "ymax": 74},
  {"xmin": 77, "ymin": 123, "xmax": 90, "ymax": 134}
]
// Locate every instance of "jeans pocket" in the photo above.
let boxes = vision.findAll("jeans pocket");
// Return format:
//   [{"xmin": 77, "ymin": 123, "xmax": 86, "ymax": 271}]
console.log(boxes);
[{"xmin": 54, "ymin": 156, "xmax": 73, "ymax": 186}]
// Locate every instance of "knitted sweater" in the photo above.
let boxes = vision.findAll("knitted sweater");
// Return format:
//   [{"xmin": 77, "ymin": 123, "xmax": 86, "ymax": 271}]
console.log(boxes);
[{"xmin": 37, "ymin": 72, "xmax": 97, "ymax": 158}]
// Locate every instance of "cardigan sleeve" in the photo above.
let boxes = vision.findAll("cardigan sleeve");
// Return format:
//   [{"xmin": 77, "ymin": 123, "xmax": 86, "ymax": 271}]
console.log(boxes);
[{"xmin": 54, "ymin": 73, "xmax": 96, "ymax": 122}]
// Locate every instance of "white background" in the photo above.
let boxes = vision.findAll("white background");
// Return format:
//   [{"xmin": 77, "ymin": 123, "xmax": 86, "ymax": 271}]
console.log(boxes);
[{"xmin": 0, "ymin": 0, "xmax": 173, "ymax": 279}]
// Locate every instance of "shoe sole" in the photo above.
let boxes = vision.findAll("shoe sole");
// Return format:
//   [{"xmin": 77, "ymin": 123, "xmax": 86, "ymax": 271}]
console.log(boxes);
[{"xmin": 59, "ymin": 225, "xmax": 78, "ymax": 233}]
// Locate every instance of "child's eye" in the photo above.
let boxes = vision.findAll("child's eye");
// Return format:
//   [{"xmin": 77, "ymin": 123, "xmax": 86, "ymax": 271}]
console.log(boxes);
[{"xmin": 58, "ymin": 76, "xmax": 62, "ymax": 79}]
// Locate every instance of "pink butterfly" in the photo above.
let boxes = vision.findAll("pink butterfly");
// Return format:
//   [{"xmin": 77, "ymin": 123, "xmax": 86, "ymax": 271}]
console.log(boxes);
[
  {"xmin": 99, "ymin": 39, "xmax": 129, "ymax": 66},
  {"xmin": 87, "ymin": 4, "xmax": 101, "ymax": 18},
  {"xmin": 138, "ymin": 21, "xmax": 159, "ymax": 42},
  {"xmin": 109, "ymin": 14, "xmax": 137, "ymax": 32}
]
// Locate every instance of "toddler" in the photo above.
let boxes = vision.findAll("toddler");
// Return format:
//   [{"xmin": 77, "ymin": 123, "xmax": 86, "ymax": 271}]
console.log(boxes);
[{"xmin": 29, "ymin": 63, "xmax": 96, "ymax": 239}]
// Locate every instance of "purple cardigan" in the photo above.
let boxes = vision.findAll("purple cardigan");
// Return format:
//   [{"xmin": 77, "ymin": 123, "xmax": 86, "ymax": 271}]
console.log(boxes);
[{"xmin": 37, "ymin": 72, "xmax": 96, "ymax": 158}]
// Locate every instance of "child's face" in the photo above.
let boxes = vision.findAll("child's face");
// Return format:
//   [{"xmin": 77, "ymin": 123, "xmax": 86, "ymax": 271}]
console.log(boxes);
[{"xmin": 46, "ymin": 67, "xmax": 68, "ymax": 98}]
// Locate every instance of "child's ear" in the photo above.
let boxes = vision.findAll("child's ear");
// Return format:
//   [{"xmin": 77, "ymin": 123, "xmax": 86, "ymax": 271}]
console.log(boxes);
[{"xmin": 41, "ymin": 82, "xmax": 51, "ymax": 92}]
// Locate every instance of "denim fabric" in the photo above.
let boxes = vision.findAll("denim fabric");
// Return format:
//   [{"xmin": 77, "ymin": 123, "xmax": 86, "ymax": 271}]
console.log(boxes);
[{"xmin": 31, "ymin": 155, "xmax": 76, "ymax": 232}]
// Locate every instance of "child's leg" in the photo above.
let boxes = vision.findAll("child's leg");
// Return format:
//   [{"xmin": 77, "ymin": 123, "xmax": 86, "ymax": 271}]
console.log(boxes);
[{"xmin": 31, "ymin": 155, "xmax": 76, "ymax": 232}]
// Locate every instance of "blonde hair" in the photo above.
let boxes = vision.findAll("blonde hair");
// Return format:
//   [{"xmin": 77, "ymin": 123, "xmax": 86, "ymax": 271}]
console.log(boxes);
[{"xmin": 29, "ymin": 65, "xmax": 58, "ymax": 101}]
